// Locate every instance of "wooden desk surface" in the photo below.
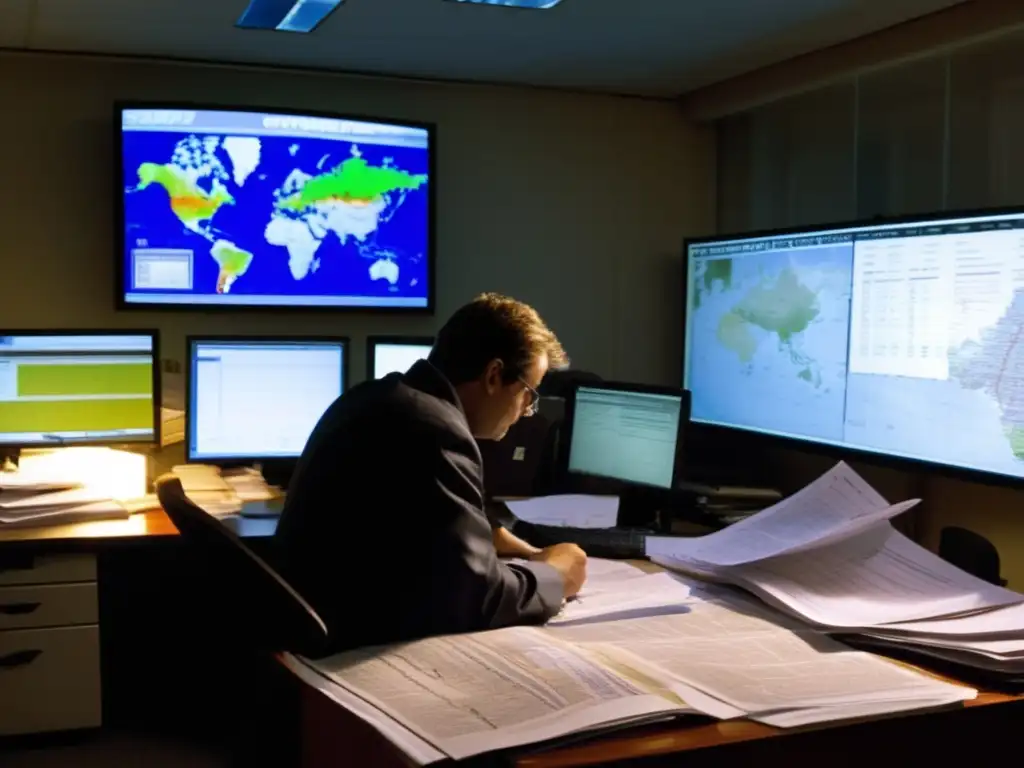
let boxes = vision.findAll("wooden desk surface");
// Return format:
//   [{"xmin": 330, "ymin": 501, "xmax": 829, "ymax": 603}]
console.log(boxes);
[{"xmin": 0, "ymin": 503, "xmax": 279, "ymax": 550}]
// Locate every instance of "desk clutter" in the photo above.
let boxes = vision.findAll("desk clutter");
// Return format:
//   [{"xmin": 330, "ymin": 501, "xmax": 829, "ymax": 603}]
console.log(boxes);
[
  {"xmin": 281, "ymin": 461, "xmax": 1023, "ymax": 764},
  {"xmin": 0, "ymin": 448, "xmax": 147, "ymax": 528},
  {"xmin": 169, "ymin": 464, "xmax": 280, "ymax": 517}
]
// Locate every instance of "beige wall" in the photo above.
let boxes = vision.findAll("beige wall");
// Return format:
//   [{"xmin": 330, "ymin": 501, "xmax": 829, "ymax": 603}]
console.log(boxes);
[
  {"xmin": 713, "ymin": 28, "xmax": 1024, "ymax": 587},
  {"xmin": 0, "ymin": 52, "xmax": 716, "ymax": 407}
]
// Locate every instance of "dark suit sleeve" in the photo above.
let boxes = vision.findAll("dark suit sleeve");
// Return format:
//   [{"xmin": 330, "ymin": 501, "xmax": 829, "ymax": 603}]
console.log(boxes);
[{"xmin": 421, "ymin": 418, "xmax": 565, "ymax": 632}]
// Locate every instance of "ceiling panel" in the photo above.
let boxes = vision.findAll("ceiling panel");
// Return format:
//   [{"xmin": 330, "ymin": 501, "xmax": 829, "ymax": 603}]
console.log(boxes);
[
  {"xmin": 24, "ymin": 0, "xmax": 966, "ymax": 96},
  {"xmin": 0, "ymin": 0, "xmax": 36, "ymax": 47}
]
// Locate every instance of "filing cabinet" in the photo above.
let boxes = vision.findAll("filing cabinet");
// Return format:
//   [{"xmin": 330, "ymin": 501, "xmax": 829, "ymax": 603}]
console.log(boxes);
[{"xmin": 0, "ymin": 553, "xmax": 102, "ymax": 735}]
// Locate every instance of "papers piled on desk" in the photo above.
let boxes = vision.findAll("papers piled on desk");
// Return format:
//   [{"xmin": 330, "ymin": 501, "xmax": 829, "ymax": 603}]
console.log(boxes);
[
  {"xmin": 289, "ymin": 552, "xmax": 976, "ymax": 764},
  {"xmin": 170, "ymin": 465, "xmax": 280, "ymax": 516},
  {"xmin": 647, "ymin": 461, "xmax": 1024, "ymax": 680},
  {"xmin": 0, "ymin": 448, "xmax": 142, "ymax": 527}
]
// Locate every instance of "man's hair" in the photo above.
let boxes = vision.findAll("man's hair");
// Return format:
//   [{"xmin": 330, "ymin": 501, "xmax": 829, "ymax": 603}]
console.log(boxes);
[{"xmin": 429, "ymin": 293, "xmax": 568, "ymax": 386}]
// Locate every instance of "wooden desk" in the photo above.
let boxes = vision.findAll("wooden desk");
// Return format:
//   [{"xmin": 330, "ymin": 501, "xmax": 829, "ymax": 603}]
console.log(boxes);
[
  {"xmin": 296, "ymin": 672, "xmax": 1023, "ymax": 767},
  {"xmin": 0, "ymin": 506, "xmax": 280, "ymax": 740},
  {"xmin": 0, "ymin": 505, "xmax": 279, "ymax": 551}
]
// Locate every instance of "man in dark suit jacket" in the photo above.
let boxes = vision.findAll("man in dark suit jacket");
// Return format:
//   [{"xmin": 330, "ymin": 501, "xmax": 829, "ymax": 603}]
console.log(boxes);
[{"xmin": 275, "ymin": 293, "xmax": 587, "ymax": 653}]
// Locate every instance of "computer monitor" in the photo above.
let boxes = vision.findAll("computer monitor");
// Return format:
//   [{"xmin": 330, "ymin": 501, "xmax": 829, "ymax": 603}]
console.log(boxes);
[
  {"xmin": 562, "ymin": 382, "xmax": 689, "ymax": 491},
  {"xmin": 186, "ymin": 336, "xmax": 347, "ymax": 463},
  {"xmin": 366, "ymin": 336, "xmax": 433, "ymax": 379},
  {"xmin": 0, "ymin": 331, "xmax": 159, "ymax": 448},
  {"xmin": 684, "ymin": 207, "xmax": 1024, "ymax": 484},
  {"xmin": 116, "ymin": 103, "xmax": 434, "ymax": 312}
]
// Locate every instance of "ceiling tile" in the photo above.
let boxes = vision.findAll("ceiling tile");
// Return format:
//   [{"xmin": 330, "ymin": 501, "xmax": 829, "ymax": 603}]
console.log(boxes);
[{"xmin": 24, "ymin": 0, "xmax": 968, "ymax": 96}]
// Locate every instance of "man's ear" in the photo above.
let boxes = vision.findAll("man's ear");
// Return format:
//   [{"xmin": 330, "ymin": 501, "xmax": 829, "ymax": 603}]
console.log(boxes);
[{"xmin": 482, "ymin": 359, "xmax": 504, "ymax": 393}]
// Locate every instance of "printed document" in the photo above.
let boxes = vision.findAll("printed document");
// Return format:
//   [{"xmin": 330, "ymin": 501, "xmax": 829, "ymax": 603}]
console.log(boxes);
[
  {"xmin": 551, "ymin": 572, "xmax": 697, "ymax": 625},
  {"xmin": 505, "ymin": 495, "xmax": 619, "ymax": 529},
  {"xmin": 547, "ymin": 603, "xmax": 974, "ymax": 718},
  {"xmin": 645, "ymin": 462, "xmax": 917, "ymax": 567},
  {"xmin": 314, "ymin": 626, "xmax": 688, "ymax": 760},
  {"xmin": 735, "ymin": 528, "xmax": 1024, "ymax": 627}
]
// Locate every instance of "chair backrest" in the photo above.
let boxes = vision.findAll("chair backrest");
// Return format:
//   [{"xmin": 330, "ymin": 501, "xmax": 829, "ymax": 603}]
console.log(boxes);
[
  {"xmin": 155, "ymin": 473, "xmax": 328, "ymax": 656},
  {"xmin": 939, "ymin": 526, "xmax": 1007, "ymax": 587}
]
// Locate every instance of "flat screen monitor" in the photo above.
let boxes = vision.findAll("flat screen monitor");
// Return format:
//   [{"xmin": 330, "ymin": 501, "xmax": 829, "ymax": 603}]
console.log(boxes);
[
  {"xmin": 684, "ymin": 208, "xmax": 1024, "ymax": 483},
  {"xmin": 367, "ymin": 335, "xmax": 433, "ymax": 379},
  {"xmin": 564, "ymin": 382, "xmax": 689, "ymax": 490},
  {"xmin": 186, "ymin": 337, "xmax": 347, "ymax": 462},
  {"xmin": 116, "ymin": 103, "xmax": 434, "ymax": 312},
  {"xmin": 0, "ymin": 331, "xmax": 159, "ymax": 448}
]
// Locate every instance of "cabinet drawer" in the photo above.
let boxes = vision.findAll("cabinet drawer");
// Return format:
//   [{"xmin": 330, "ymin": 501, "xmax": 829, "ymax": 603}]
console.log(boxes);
[
  {"xmin": 0, "ymin": 583, "xmax": 98, "ymax": 631},
  {"xmin": 0, "ymin": 553, "xmax": 96, "ymax": 586},
  {"xmin": 0, "ymin": 625, "xmax": 102, "ymax": 735}
]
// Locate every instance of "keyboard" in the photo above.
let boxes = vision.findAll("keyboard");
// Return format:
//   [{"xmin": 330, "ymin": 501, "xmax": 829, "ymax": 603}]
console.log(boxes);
[{"xmin": 522, "ymin": 522, "xmax": 648, "ymax": 560}]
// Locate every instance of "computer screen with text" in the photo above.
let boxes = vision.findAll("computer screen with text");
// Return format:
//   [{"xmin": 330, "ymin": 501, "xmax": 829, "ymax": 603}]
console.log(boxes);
[
  {"xmin": 0, "ymin": 332, "xmax": 157, "ymax": 447},
  {"xmin": 187, "ymin": 338, "xmax": 345, "ymax": 462},
  {"xmin": 567, "ymin": 386, "xmax": 683, "ymax": 490},
  {"xmin": 685, "ymin": 209, "xmax": 1024, "ymax": 482}
]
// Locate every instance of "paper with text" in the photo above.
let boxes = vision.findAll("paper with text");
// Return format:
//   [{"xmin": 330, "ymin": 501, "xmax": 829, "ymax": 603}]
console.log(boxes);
[
  {"xmin": 506, "ymin": 495, "xmax": 619, "ymax": 529},
  {"xmin": 736, "ymin": 529, "xmax": 1024, "ymax": 627},
  {"xmin": 645, "ymin": 462, "xmax": 917, "ymax": 567},
  {"xmin": 881, "ymin": 601, "xmax": 1024, "ymax": 638},
  {"xmin": 551, "ymin": 572, "xmax": 697, "ymax": 625},
  {"xmin": 314, "ymin": 626, "xmax": 685, "ymax": 760},
  {"xmin": 283, "ymin": 654, "xmax": 446, "ymax": 766},
  {"xmin": 547, "ymin": 603, "xmax": 974, "ymax": 717}
]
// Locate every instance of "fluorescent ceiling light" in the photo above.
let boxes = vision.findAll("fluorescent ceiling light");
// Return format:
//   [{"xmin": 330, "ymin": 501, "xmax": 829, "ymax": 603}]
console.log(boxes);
[
  {"xmin": 445, "ymin": 0, "xmax": 563, "ymax": 7},
  {"xmin": 236, "ymin": 0, "xmax": 344, "ymax": 33}
]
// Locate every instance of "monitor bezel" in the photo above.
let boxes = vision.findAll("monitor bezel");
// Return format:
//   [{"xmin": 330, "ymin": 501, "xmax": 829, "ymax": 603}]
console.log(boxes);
[
  {"xmin": 113, "ymin": 100, "xmax": 437, "ymax": 316},
  {"xmin": 365, "ymin": 335, "xmax": 435, "ymax": 380},
  {"xmin": 0, "ymin": 328, "xmax": 162, "ymax": 450},
  {"xmin": 559, "ymin": 380, "xmax": 691, "ymax": 492},
  {"xmin": 682, "ymin": 204, "xmax": 1024, "ymax": 490},
  {"xmin": 184, "ymin": 334, "xmax": 350, "ymax": 464}
]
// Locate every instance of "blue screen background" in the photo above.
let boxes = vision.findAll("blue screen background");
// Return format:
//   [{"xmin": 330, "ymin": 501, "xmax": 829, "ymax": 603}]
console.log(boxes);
[{"xmin": 121, "ymin": 129, "xmax": 430, "ymax": 306}]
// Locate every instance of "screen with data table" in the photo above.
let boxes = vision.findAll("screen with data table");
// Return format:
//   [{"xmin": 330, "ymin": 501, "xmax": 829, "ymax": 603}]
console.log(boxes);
[
  {"xmin": 684, "ymin": 209, "xmax": 1024, "ymax": 482},
  {"xmin": 187, "ymin": 337, "xmax": 346, "ymax": 462},
  {"xmin": 0, "ymin": 332, "xmax": 158, "ymax": 447},
  {"xmin": 567, "ymin": 385, "xmax": 685, "ymax": 490}
]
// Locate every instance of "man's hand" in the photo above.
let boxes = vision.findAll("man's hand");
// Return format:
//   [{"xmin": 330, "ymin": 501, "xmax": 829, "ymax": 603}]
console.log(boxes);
[
  {"xmin": 493, "ymin": 526, "xmax": 541, "ymax": 559},
  {"xmin": 532, "ymin": 543, "xmax": 587, "ymax": 599}
]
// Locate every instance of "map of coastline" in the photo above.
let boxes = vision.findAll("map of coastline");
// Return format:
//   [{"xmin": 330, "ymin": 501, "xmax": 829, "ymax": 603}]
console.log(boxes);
[
  {"xmin": 687, "ymin": 247, "xmax": 852, "ymax": 442},
  {"xmin": 950, "ymin": 290, "xmax": 1024, "ymax": 460},
  {"xmin": 125, "ymin": 132, "xmax": 429, "ymax": 300}
]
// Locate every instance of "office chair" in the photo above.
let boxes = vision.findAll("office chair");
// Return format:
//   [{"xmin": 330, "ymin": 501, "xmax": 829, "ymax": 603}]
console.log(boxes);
[
  {"xmin": 938, "ymin": 526, "xmax": 1008, "ymax": 587},
  {"xmin": 155, "ymin": 473, "xmax": 329, "ymax": 657}
]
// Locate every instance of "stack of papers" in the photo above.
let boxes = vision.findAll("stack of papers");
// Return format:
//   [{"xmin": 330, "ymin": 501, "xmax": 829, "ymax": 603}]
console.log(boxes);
[
  {"xmin": 286, "ymin": 551, "xmax": 977, "ymax": 764},
  {"xmin": 647, "ymin": 462, "xmax": 1024, "ymax": 679},
  {"xmin": 0, "ymin": 485, "xmax": 129, "ymax": 528},
  {"xmin": 170, "ymin": 465, "xmax": 280, "ymax": 516}
]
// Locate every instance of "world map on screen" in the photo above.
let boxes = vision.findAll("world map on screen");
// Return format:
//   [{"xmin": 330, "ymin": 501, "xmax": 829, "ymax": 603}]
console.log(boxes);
[
  {"xmin": 687, "ymin": 246, "xmax": 853, "ymax": 443},
  {"xmin": 122, "ymin": 130, "xmax": 429, "ymax": 305}
]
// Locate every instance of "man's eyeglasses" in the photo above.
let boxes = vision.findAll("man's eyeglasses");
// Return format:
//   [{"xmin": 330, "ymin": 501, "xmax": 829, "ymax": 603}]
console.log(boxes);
[{"xmin": 518, "ymin": 378, "xmax": 540, "ymax": 417}]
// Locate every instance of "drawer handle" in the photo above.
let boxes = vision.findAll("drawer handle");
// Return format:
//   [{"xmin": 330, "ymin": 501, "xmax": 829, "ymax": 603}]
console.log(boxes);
[
  {"xmin": 0, "ymin": 602, "xmax": 41, "ymax": 615},
  {"xmin": 0, "ymin": 649, "xmax": 42, "ymax": 669}
]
